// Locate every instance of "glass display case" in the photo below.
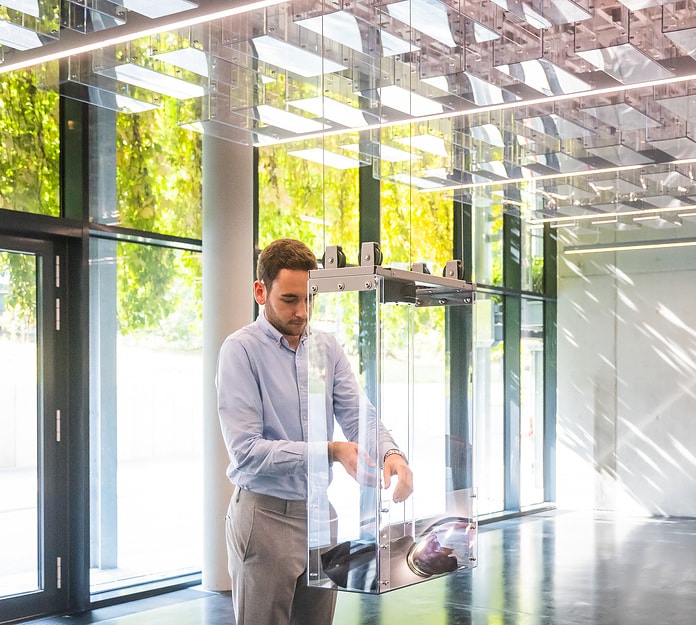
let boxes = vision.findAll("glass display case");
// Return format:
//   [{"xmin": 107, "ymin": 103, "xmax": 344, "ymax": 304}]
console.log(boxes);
[{"xmin": 307, "ymin": 243, "xmax": 478, "ymax": 593}]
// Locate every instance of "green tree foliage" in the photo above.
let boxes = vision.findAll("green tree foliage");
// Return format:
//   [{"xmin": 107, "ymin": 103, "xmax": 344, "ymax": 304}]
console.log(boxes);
[
  {"xmin": 258, "ymin": 138, "xmax": 360, "ymax": 261},
  {"xmin": 116, "ymin": 99, "xmax": 202, "ymax": 238},
  {"xmin": 0, "ymin": 251, "xmax": 36, "ymax": 335},
  {"xmin": 0, "ymin": 67, "xmax": 60, "ymax": 214},
  {"xmin": 0, "ymin": 68, "xmax": 59, "ymax": 331},
  {"xmin": 114, "ymin": 99, "xmax": 203, "ymax": 341}
]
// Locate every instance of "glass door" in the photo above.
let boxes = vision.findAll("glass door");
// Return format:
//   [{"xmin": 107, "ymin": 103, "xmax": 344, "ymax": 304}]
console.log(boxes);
[{"xmin": 0, "ymin": 236, "xmax": 67, "ymax": 621}]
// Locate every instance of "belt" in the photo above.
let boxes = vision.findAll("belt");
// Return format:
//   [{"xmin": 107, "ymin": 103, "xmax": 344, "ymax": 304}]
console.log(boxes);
[{"xmin": 235, "ymin": 486, "xmax": 307, "ymax": 517}]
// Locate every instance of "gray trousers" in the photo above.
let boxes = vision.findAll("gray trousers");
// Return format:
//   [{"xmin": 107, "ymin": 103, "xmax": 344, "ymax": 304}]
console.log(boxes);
[{"xmin": 226, "ymin": 487, "xmax": 337, "ymax": 625}]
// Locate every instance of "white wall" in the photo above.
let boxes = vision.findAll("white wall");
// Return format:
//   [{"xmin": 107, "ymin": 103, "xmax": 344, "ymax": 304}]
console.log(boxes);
[{"xmin": 557, "ymin": 233, "xmax": 696, "ymax": 517}]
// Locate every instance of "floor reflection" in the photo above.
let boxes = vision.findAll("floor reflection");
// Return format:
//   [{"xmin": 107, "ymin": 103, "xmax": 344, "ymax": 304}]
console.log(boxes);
[{"xmin": 32, "ymin": 510, "xmax": 696, "ymax": 625}]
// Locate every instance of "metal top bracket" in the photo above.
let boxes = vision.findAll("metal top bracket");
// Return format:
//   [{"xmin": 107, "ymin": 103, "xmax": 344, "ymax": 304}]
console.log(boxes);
[{"xmin": 310, "ymin": 243, "xmax": 476, "ymax": 307}]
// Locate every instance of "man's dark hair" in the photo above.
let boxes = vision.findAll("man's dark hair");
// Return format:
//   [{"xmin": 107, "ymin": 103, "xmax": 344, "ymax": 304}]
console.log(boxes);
[{"xmin": 257, "ymin": 239, "xmax": 318, "ymax": 288}]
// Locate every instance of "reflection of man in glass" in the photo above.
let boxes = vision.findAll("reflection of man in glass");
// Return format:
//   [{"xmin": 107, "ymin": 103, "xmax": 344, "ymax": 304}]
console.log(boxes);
[{"xmin": 217, "ymin": 238, "xmax": 412, "ymax": 625}]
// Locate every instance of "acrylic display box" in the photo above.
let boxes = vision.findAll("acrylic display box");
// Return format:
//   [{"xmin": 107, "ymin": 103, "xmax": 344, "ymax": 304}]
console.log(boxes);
[{"xmin": 306, "ymin": 244, "xmax": 478, "ymax": 594}]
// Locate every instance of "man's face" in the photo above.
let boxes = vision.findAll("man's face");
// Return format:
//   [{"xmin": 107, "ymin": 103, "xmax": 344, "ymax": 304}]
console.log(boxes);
[{"xmin": 254, "ymin": 268, "xmax": 311, "ymax": 341}]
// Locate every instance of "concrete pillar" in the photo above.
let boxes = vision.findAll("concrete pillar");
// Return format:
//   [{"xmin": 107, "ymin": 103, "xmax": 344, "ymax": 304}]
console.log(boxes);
[{"xmin": 201, "ymin": 134, "xmax": 255, "ymax": 590}]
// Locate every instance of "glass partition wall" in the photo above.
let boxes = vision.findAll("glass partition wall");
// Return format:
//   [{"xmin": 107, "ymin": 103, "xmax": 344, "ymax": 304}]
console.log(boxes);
[{"xmin": 0, "ymin": 0, "xmax": 560, "ymax": 619}]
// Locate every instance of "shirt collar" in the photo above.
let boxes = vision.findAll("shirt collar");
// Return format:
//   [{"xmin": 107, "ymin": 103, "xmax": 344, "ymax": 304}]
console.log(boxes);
[{"xmin": 256, "ymin": 312, "xmax": 309, "ymax": 348}]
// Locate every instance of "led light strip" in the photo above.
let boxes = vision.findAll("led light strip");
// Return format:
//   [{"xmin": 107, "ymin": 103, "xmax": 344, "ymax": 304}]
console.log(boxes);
[
  {"xmin": 564, "ymin": 238, "xmax": 696, "ymax": 254},
  {"xmin": 533, "ymin": 201, "xmax": 696, "ymax": 227},
  {"xmin": 0, "ymin": 0, "xmax": 287, "ymax": 74}
]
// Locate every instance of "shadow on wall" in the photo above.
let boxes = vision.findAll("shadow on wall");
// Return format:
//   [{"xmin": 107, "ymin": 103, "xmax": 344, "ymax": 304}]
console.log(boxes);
[{"xmin": 556, "ymin": 256, "xmax": 696, "ymax": 518}]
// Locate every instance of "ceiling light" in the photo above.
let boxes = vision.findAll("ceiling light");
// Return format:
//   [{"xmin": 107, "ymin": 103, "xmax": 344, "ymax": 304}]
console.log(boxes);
[
  {"xmin": 665, "ymin": 28, "xmax": 696, "ymax": 58},
  {"xmin": 656, "ymin": 94, "xmax": 696, "ymax": 120},
  {"xmin": 632, "ymin": 214, "xmax": 683, "ymax": 229},
  {"xmin": 531, "ymin": 202, "xmax": 696, "ymax": 225},
  {"xmin": 489, "ymin": 0, "xmax": 551, "ymax": 28},
  {"xmin": 0, "ymin": 20, "xmax": 45, "ymax": 50},
  {"xmin": 342, "ymin": 143, "xmax": 416, "ymax": 163},
  {"xmin": 63, "ymin": 58, "xmax": 160, "ymax": 113},
  {"xmin": 296, "ymin": 10, "xmax": 418, "ymax": 57},
  {"xmin": 576, "ymin": 43, "xmax": 673, "ymax": 84},
  {"xmin": 641, "ymin": 195, "xmax": 693, "ymax": 209},
  {"xmin": 290, "ymin": 97, "xmax": 376, "ymax": 128},
  {"xmin": 521, "ymin": 114, "xmax": 590, "ymax": 139},
  {"xmin": 388, "ymin": 173, "xmax": 450, "ymax": 189},
  {"xmin": 387, "ymin": 0, "xmax": 457, "ymax": 47},
  {"xmin": 543, "ymin": 0, "xmax": 592, "ymax": 24},
  {"xmin": 112, "ymin": 0, "xmax": 197, "ymax": 20},
  {"xmin": 648, "ymin": 137, "xmax": 696, "ymax": 160},
  {"xmin": 640, "ymin": 170, "xmax": 694, "ymax": 190},
  {"xmin": 153, "ymin": 46, "xmax": 209, "ymax": 77},
  {"xmin": 252, "ymin": 35, "xmax": 347, "ymax": 77},
  {"xmin": 62, "ymin": 82, "xmax": 159, "ymax": 113},
  {"xmin": 96, "ymin": 63, "xmax": 207, "ymax": 99},
  {"xmin": 394, "ymin": 134, "xmax": 448, "ymax": 157},
  {"xmin": 379, "ymin": 85, "xmax": 444, "ymax": 117},
  {"xmin": 469, "ymin": 124, "xmax": 504, "ymax": 147},
  {"xmin": 470, "ymin": 21, "xmax": 499, "ymax": 43},
  {"xmin": 256, "ymin": 104, "xmax": 329, "ymax": 133},
  {"xmin": 2, "ymin": 0, "xmax": 40, "ymax": 17},
  {"xmin": 288, "ymin": 148, "xmax": 365, "ymax": 169},
  {"xmin": 582, "ymin": 102, "xmax": 661, "ymax": 131},
  {"xmin": 586, "ymin": 144, "xmax": 653, "ymax": 166}
]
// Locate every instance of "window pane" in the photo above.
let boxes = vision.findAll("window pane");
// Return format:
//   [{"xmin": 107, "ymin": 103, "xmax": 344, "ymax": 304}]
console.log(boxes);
[
  {"xmin": 258, "ymin": 139, "xmax": 360, "ymax": 260},
  {"xmin": 520, "ymin": 298, "xmax": 545, "ymax": 507},
  {"xmin": 380, "ymin": 180, "xmax": 454, "ymax": 271},
  {"xmin": 89, "ymin": 239, "xmax": 203, "ymax": 594},
  {"xmin": 474, "ymin": 293, "xmax": 505, "ymax": 514},
  {"xmin": 90, "ymin": 102, "xmax": 202, "ymax": 238},
  {"xmin": 472, "ymin": 189, "xmax": 504, "ymax": 287},
  {"xmin": 0, "ymin": 69, "xmax": 60, "ymax": 216},
  {"xmin": 522, "ymin": 221, "xmax": 544, "ymax": 293},
  {"xmin": 0, "ymin": 251, "xmax": 39, "ymax": 596}
]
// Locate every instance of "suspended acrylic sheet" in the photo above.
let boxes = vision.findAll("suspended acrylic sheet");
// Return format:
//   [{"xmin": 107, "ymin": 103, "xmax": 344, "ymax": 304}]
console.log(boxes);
[{"xmin": 307, "ymin": 250, "xmax": 477, "ymax": 593}]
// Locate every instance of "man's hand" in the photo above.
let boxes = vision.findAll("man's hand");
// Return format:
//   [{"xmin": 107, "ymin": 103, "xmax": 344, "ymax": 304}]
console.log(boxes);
[
  {"xmin": 328, "ymin": 441, "xmax": 377, "ymax": 486},
  {"xmin": 383, "ymin": 454, "xmax": 413, "ymax": 503}
]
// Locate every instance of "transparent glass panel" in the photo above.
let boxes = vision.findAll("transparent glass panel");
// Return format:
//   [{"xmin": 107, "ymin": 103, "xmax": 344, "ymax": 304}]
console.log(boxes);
[
  {"xmin": 0, "ymin": 250, "xmax": 39, "ymax": 596},
  {"xmin": 0, "ymin": 68, "xmax": 59, "ymax": 216},
  {"xmin": 308, "ymin": 270, "xmax": 477, "ymax": 594},
  {"xmin": 520, "ymin": 298, "xmax": 545, "ymax": 507},
  {"xmin": 89, "ymin": 238, "xmax": 203, "ymax": 594},
  {"xmin": 473, "ymin": 293, "xmax": 505, "ymax": 514}
]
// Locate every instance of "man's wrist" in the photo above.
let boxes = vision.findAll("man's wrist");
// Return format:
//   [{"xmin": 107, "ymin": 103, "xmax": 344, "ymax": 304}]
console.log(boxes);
[{"xmin": 383, "ymin": 448, "xmax": 408, "ymax": 464}]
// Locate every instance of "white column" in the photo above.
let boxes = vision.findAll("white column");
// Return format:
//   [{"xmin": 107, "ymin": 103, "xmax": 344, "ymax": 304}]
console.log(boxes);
[{"xmin": 202, "ymin": 135, "xmax": 255, "ymax": 590}]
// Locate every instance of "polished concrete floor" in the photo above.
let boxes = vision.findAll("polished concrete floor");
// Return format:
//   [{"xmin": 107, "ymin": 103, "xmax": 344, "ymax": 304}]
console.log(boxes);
[{"xmin": 32, "ymin": 510, "xmax": 696, "ymax": 625}]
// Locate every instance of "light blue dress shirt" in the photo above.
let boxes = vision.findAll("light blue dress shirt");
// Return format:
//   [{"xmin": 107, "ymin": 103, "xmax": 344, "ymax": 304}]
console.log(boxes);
[{"xmin": 217, "ymin": 313, "xmax": 397, "ymax": 500}]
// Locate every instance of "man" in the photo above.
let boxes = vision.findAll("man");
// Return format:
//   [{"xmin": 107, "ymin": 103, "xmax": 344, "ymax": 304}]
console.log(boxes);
[{"xmin": 217, "ymin": 238, "xmax": 412, "ymax": 625}]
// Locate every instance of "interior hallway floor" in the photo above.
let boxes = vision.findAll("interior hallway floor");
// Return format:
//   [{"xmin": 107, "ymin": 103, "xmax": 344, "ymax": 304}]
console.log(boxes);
[{"xmin": 30, "ymin": 510, "xmax": 696, "ymax": 625}]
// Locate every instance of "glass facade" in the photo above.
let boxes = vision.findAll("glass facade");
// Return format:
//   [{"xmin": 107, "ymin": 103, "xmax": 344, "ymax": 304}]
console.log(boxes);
[
  {"xmin": 0, "ymin": 250, "xmax": 38, "ymax": 597},
  {"xmin": 473, "ymin": 294, "xmax": 506, "ymax": 515},
  {"xmin": 89, "ymin": 238, "xmax": 203, "ymax": 593},
  {"xmin": 520, "ymin": 298, "xmax": 545, "ymax": 507},
  {"xmin": 0, "ymin": 22, "xmax": 554, "ymax": 619}
]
